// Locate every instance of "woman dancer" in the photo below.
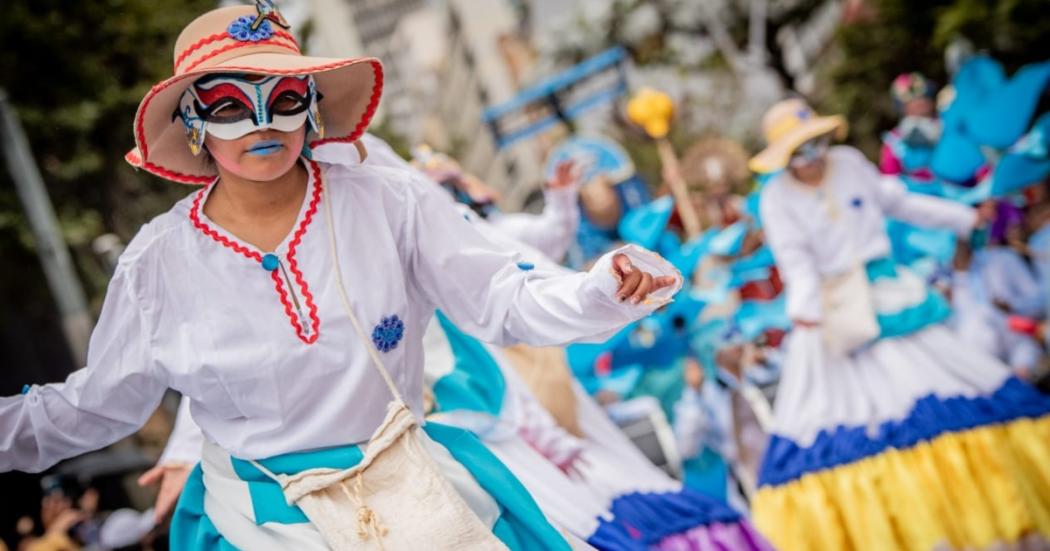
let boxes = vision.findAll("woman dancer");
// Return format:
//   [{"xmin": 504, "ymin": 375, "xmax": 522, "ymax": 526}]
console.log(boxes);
[
  {"xmin": 0, "ymin": 4, "xmax": 681, "ymax": 549},
  {"xmin": 750, "ymin": 98, "xmax": 1050, "ymax": 550}
]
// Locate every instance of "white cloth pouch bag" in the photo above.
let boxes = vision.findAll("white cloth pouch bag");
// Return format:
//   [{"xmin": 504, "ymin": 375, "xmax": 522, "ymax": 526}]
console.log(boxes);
[
  {"xmin": 252, "ymin": 401, "xmax": 505, "ymax": 550},
  {"xmin": 819, "ymin": 264, "xmax": 880, "ymax": 357}
]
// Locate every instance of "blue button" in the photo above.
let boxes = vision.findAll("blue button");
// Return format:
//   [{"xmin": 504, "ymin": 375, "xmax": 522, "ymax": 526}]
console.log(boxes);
[
  {"xmin": 262, "ymin": 254, "xmax": 280, "ymax": 271},
  {"xmin": 21, "ymin": 384, "xmax": 30, "ymax": 395},
  {"xmin": 516, "ymin": 262, "xmax": 535, "ymax": 271}
]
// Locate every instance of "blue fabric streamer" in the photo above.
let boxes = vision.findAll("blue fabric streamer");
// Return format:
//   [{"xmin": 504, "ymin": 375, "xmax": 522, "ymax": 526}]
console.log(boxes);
[
  {"xmin": 618, "ymin": 196, "xmax": 675, "ymax": 250},
  {"xmin": 431, "ymin": 311, "xmax": 506, "ymax": 415},
  {"xmin": 707, "ymin": 221, "xmax": 748, "ymax": 257}
]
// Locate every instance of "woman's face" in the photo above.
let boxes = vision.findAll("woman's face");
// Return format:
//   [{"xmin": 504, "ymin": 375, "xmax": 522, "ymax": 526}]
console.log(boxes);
[
  {"xmin": 789, "ymin": 159, "xmax": 826, "ymax": 185},
  {"xmin": 181, "ymin": 73, "xmax": 318, "ymax": 182},
  {"xmin": 205, "ymin": 127, "xmax": 305, "ymax": 182},
  {"xmin": 786, "ymin": 134, "xmax": 830, "ymax": 185},
  {"xmin": 904, "ymin": 97, "xmax": 935, "ymax": 118}
]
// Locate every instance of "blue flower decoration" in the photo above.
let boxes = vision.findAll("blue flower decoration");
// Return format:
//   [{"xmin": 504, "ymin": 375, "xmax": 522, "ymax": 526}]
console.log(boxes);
[
  {"xmin": 850, "ymin": 197, "xmax": 864, "ymax": 208},
  {"xmin": 227, "ymin": 15, "xmax": 274, "ymax": 42},
  {"xmin": 371, "ymin": 315, "xmax": 405, "ymax": 353}
]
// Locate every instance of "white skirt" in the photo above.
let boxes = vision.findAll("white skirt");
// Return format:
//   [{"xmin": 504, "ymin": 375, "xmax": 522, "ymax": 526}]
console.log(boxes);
[{"xmin": 771, "ymin": 324, "xmax": 1010, "ymax": 447}]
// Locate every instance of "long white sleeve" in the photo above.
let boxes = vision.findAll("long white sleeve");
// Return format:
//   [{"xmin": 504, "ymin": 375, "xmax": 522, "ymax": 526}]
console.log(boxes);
[
  {"xmin": 157, "ymin": 397, "xmax": 204, "ymax": 466},
  {"xmin": 404, "ymin": 177, "xmax": 681, "ymax": 347},
  {"xmin": 487, "ymin": 186, "xmax": 580, "ymax": 263},
  {"xmin": 0, "ymin": 267, "xmax": 168, "ymax": 473},
  {"xmin": 873, "ymin": 176, "xmax": 977, "ymax": 236},
  {"xmin": 760, "ymin": 188, "xmax": 823, "ymax": 322}
]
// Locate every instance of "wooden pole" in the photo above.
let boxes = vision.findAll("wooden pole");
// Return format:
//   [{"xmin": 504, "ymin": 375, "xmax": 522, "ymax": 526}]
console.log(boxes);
[{"xmin": 656, "ymin": 138, "xmax": 702, "ymax": 239}]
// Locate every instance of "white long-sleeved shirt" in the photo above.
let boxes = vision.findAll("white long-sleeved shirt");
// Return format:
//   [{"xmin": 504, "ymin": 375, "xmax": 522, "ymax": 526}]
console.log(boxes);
[
  {"xmin": 760, "ymin": 146, "xmax": 977, "ymax": 322},
  {"xmin": 486, "ymin": 188, "xmax": 580, "ymax": 264},
  {"xmin": 157, "ymin": 136, "xmax": 583, "ymax": 467},
  {"xmin": 2, "ymin": 159, "xmax": 680, "ymax": 473}
]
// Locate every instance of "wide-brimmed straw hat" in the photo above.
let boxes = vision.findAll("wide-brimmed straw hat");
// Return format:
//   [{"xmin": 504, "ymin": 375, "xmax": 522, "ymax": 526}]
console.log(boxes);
[
  {"xmin": 681, "ymin": 137, "xmax": 750, "ymax": 194},
  {"xmin": 125, "ymin": 4, "xmax": 383, "ymax": 184},
  {"xmin": 748, "ymin": 98, "xmax": 847, "ymax": 173}
]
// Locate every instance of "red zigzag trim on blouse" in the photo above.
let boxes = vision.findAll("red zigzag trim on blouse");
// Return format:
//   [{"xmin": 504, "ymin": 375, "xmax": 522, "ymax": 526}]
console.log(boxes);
[{"xmin": 187, "ymin": 161, "xmax": 323, "ymax": 344}]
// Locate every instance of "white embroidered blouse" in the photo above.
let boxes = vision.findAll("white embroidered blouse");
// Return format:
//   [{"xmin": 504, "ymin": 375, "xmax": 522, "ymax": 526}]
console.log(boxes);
[
  {"xmin": 759, "ymin": 146, "xmax": 977, "ymax": 323},
  {"xmin": 1, "ymin": 158, "xmax": 680, "ymax": 472}
]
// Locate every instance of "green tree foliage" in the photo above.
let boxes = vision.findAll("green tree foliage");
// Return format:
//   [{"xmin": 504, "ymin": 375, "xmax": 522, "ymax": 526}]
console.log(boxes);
[
  {"xmin": 818, "ymin": 0, "xmax": 1050, "ymax": 157},
  {"xmin": 0, "ymin": 0, "xmax": 213, "ymax": 378}
]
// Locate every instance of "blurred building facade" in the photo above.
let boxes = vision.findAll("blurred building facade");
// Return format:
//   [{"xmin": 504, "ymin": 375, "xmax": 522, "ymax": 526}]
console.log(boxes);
[
  {"xmin": 306, "ymin": 0, "xmax": 424, "ymax": 133},
  {"xmin": 427, "ymin": 0, "xmax": 547, "ymax": 208},
  {"xmin": 304, "ymin": 0, "xmax": 551, "ymax": 209}
]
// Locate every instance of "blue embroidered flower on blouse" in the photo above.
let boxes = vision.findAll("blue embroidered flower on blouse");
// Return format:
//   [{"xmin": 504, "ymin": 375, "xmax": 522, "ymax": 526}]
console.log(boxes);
[
  {"xmin": 850, "ymin": 197, "xmax": 864, "ymax": 208},
  {"xmin": 228, "ymin": 15, "xmax": 274, "ymax": 42},
  {"xmin": 371, "ymin": 315, "xmax": 405, "ymax": 353}
]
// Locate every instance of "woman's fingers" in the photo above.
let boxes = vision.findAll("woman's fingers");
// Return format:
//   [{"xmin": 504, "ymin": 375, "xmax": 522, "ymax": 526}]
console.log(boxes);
[
  {"xmin": 653, "ymin": 275, "xmax": 677, "ymax": 290},
  {"xmin": 629, "ymin": 272, "xmax": 653, "ymax": 304},
  {"xmin": 617, "ymin": 270, "xmax": 642, "ymax": 301},
  {"xmin": 138, "ymin": 465, "xmax": 165, "ymax": 487},
  {"xmin": 613, "ymin": 254, "xmax": 678, "ymax": 303},
  {"xmin": 612, "ymin": 253, "xmax": 634, "ymax": 281},
  {"xmin": 154, "ymin": 465, "xmax": 193, "ymax": 522}
]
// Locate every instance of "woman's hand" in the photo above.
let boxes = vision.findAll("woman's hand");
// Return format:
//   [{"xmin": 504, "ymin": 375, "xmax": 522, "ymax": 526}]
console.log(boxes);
[
  {"xmin": 547, "ymin": 160, "xmax": 581, "ymax": 191},
  {"xmin": 975, "ymin": 200, "xmax": 997, "ymax": 227},
  {"xmin": 138, "ymin": 463, "xmax": 193, "ymax": 523},
  {"xmin": 612, "ymin": 253, "xmax": 677, "ymax": 304},
  {"xmin": 684, "ymin": 358, "xmax": 706, "ymax": 390}
]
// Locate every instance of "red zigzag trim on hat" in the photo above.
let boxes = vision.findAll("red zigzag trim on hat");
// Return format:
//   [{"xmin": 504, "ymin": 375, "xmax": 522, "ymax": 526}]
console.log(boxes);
[
  {"xmin": 183, "ymin": 37, "xmax": 301, "ymax": 73},
  {"xmin": 174, "ymin": 29, "xmax": 300, "ymax": 73}
]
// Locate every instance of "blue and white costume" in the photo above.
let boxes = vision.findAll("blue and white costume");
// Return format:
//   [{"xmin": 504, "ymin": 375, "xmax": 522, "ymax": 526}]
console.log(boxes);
[{"xmin": 0, "ymin": 153, "xmax": 683, "ymax": 549}]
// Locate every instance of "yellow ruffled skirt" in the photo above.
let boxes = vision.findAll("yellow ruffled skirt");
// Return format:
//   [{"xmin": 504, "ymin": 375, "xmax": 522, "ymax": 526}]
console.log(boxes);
[{"xmin": 753, "ymin": 416, "xmax": 1050, "ymax": 551}]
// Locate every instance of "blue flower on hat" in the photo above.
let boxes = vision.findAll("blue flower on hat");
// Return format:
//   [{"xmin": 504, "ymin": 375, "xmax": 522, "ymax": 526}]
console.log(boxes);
[
  {"xmin": 371, "ymin": 315, "xmax": 405, "ymax": 353},
  {"xmin": 228, "ymin": 15, "xmax": 273, "ymax": 42}
]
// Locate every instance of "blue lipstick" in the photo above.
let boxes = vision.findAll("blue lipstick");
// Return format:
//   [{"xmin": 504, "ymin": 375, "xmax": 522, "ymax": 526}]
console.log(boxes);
[{"xmin": 247, "ymin": 140, "xmax": 284, "ymax": 156}]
